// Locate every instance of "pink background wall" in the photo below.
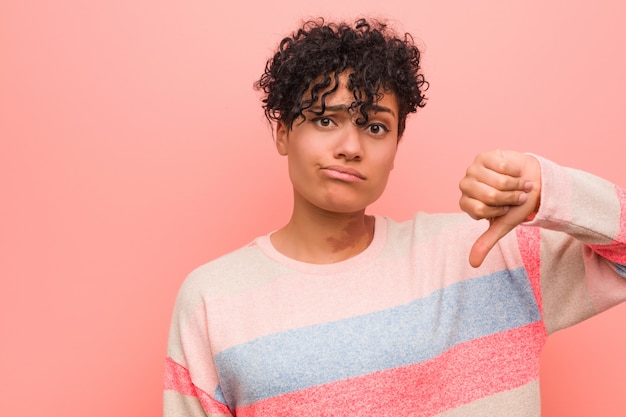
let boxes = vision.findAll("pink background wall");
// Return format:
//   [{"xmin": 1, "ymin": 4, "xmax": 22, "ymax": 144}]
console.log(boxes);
[{"xmin": 2, "ymin": 1, "xmax": 625, "ymax": 415}]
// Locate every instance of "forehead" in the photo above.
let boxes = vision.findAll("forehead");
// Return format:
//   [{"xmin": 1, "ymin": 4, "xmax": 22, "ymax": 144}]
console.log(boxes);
[{"xmin": 305, "ymin": 71, "xmax": 399, "ymax": 113}]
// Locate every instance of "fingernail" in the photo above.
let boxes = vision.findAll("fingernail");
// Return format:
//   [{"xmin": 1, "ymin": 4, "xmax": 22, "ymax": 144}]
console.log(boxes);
[
  {"xmin": 519, "ymin": 193, "xmax": 528, "ymax": 204},
  {"xmin": 524, "ymin": 181, "xmax": 533, "ymax": 191}
]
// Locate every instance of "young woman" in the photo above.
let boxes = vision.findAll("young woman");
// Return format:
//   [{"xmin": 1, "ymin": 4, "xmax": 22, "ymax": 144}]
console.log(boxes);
[{"xmin": 164, "ymin": 18, "xmax": 626, "ymax": 416}]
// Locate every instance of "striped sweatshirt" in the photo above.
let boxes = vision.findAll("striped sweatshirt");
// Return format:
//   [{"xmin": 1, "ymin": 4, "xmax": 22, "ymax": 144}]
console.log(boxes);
[{"xmin": 164, "ymin": 156, "xmax": 626, "ymax": 416}]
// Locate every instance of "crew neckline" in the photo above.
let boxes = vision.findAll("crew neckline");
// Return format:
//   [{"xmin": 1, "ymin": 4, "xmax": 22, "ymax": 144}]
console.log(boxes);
[{"xmin": 254, "ymin": 215, "xmax": 388, "ymax": 274}]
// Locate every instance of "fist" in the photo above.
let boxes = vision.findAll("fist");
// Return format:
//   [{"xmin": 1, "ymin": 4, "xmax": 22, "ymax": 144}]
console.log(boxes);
[{"xmin": 459, "ymin": 150, "xmax": 541, "ymax": 267}]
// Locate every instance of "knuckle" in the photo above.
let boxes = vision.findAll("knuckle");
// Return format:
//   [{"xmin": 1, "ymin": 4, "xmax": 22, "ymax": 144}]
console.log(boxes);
[
  {"xmin": 458, "ymin": 177, "xmax": 467, "ymax": 191},
  {"xmin": 495, "ymin": 176, "xmax": 509, "ymax": 190},
  {"xmin": 459, "ymin": 199, "xmax": 482, "ymax": 220},
  {"xmin": 474, "ymin": 204, "xmax": 490, "ymax": 219},
  {"xmin": 485, "ymin": 189, "xmax": 499, "ymax": 203},
  {"xmin": 465, "ymin": 164, "xmax": 478, "ymax": 177},
  {"xmin": 497, "ymin": 160, "xmax": 509, "ymax": 173}
]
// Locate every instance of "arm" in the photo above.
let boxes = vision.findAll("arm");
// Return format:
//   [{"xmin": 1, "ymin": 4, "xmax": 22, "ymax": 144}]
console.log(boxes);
[
  {"xmin": 460, "ymin": 150, "xmax": 626, "ymax": 324},
  {"xmin": 164, "ymin": 278, "xmax": 233, "ymax": 417},
  {"xmin": 459, "ymin": 150, "xmax": 626, "ymax": 269},
  {"xmin": 164, "ymin": 358, "xmax": 231, "ymax": 417},
  {"xmin": 522, "ymin": 156, "xmax": 626, "ymax": 330}
]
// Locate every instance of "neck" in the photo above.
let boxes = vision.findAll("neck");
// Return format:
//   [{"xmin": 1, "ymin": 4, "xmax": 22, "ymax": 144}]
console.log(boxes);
[{"xmin": 270, "ymin": 202, "xmax": 375, "ymax": 264}]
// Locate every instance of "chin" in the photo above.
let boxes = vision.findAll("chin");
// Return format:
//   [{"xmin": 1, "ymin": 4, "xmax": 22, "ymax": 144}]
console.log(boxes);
[{"xmin": 318, "ymin": 198, "xmax": 377, "ymax": 215}]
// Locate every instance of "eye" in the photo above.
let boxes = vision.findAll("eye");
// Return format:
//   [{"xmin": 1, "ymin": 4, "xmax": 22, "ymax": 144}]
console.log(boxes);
[
  {"xmin": 312, "ymin": 117, "xmax": 335, "ymax": 128},
  {"xmin": 366, "ymin": 123, "xmax": 389, "ymax": 136}
]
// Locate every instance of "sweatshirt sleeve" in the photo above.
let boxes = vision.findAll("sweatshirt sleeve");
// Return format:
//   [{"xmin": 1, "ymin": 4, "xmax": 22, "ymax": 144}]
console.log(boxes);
[
  {"xmin": 521, "ymin": 155, "xmax": 626, "ymax": 334},
  {"xmin": 164, "ymin": 273, "xmax": 233, "ymax": 417}
]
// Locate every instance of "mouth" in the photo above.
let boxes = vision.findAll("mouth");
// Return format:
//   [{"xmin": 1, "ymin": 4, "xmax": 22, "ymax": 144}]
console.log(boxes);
[{"xmin": 320, "ymin": 165, "xmax": 366, "ymax": 182}]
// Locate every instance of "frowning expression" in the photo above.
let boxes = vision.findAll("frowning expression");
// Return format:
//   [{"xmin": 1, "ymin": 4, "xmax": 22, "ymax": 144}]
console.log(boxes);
[{"xmin": 275, "ymin": 72, "xmax": 400, "ymax": 214}]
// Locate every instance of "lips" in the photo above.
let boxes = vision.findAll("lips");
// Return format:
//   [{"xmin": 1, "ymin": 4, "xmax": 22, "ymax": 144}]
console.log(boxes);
[{"xmin": 320, "ymin": 165, "xmax": 366, "ymax": 181}]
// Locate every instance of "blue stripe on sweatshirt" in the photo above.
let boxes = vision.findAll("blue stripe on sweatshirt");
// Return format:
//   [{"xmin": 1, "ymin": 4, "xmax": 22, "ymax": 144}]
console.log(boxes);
[{"xmin": 214, "ymin": 267, "xmax": 540, "ymax": 407}]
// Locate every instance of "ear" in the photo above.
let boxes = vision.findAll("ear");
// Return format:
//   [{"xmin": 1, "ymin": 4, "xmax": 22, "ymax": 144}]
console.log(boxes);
[{"xmin": 275, "ymin": 121, "xmax": 289, "ymax": 156}]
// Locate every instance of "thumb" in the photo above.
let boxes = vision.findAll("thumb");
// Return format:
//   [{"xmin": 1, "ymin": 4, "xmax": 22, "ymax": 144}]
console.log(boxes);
[{"xmin": 468, "ymin": 218, "xmax": 517, "ymax": 268}]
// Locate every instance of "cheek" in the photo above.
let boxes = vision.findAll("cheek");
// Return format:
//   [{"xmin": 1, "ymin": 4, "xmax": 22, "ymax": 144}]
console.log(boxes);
[
  {"xmin": 286, "ymin": 148, "xmax": 312, "ymax": 182},
  {"xmin": 378, "ymin": 147, "xmax": 398, "ymax": 172}
]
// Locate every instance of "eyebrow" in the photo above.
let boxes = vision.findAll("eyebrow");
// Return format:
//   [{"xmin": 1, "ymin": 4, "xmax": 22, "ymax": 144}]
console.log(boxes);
[{"xmin": 306, "ymin": 104, "xmax": 396, "ymax": 117}]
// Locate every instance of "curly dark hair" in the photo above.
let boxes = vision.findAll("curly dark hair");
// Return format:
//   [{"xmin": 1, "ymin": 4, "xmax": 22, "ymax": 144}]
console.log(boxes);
[{"xmin": 254, "ymin": 18, "xmax": 428, "ymax": 137}]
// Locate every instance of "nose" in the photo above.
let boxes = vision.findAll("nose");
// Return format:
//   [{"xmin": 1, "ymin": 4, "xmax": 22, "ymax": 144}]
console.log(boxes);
[{"xmin": 334, "ymin": 124, "xmax": 362, "ymax": 161}]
